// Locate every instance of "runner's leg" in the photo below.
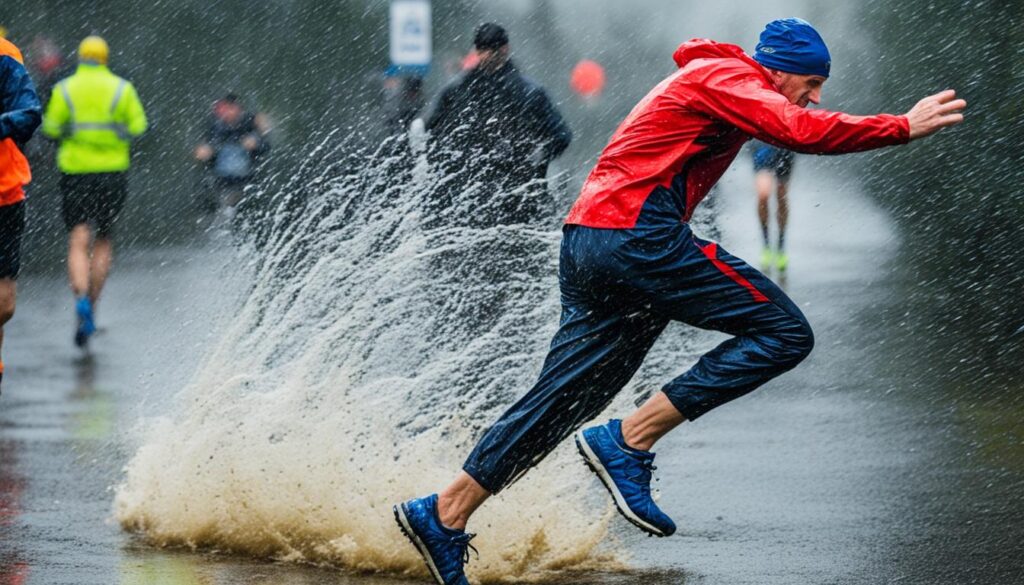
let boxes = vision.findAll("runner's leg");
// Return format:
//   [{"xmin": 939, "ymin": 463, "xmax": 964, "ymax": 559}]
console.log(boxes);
[
  {"xmin": 61, "ymin": 175, "xmax": 93, "ymax": 298},
  {"xmin": 67, "ymin": 225, "xmax": 91, "ymax": 297},
  {"xmin": 444, "ymin": 227, "xmax": 668, "ymax": 526},
  {"xmin": 776, "ymin": 178, "xmax": 789, "ymax": 252},
  {"xmin": 0, "ymin": 202, "xmax": 21, "ymax": 390},
  {"xmin": 88, "ymin": 173, "xmax": 127, "ymax": 305},
  {"xmin": 755, "ymin": 170, "xmax": 773, "ymax": 248},
  {"xmin": 89, "ymin": 237, "xmax": 112, "ymax": 305},
  {"xmin": 648, "ymin": 236, "xmax": 813, "ymax": 422},
  {"xmin": 461, "ymin": 303, "xmax": 667, "ymax": 495}
]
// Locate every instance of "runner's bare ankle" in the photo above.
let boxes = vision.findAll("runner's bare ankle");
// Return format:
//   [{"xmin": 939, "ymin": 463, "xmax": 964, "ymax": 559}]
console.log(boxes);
[
  {"xmin": 620, "ymin": 418, "xmax": 652, "ymax": 452},
  {"xmin": 437, "ymin": 493, "xmax": 467, "ymax": 531}
]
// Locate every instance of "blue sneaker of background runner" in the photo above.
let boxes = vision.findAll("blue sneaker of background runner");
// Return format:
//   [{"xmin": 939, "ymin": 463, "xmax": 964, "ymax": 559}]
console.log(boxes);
[
  {"xmin": 75, "ymin": 296, "xmax": 96, "ymax": 347},
  {"xmin": 394, "ymin": 494, "xmax": 476, "ymax": 585},
  {"xmin": 575, "ymin": 419, "xmax": 676, "ymax": 537}
]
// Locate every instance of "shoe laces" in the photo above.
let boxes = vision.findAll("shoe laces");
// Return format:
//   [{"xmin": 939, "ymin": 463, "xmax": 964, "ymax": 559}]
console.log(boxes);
[
  {"xmin": 451, "ymin": 532, "xmax": 478, "ymax": 565},
  {"xmin": 627, "ymin": 456, "xmax": 656, "ymax": 487}
]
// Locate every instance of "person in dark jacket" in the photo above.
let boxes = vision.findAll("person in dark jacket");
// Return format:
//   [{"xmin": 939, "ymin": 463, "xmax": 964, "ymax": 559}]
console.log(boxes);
[
  {"xmin": 0, "ymin": 36, "xmax": 41, "ymax": 392},
  {"xmin": 194, "ymin": 93, "xmax": 270, "ymax": 211},
  {"xmin": 425, "ymin": 23, "xmax": 571, "ymax": 228}
]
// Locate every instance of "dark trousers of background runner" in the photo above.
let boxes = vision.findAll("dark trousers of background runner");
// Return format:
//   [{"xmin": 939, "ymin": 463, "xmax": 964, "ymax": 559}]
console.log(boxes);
[{"xmin": 60, "ymin": 172, "xmax": 128, "ymax": 238}]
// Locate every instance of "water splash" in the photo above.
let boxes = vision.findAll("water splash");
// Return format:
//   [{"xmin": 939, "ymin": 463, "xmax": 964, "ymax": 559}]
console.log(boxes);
[
  {"xmin": 115, "ymin": 132, "xmax": 670, "ymax": 581},
  {"xmin": 115, "ymin": 127, "xmax": 718, "ymax": 582}
]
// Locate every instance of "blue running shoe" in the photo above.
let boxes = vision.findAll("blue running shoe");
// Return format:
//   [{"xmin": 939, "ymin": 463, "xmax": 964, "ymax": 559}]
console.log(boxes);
[
  {"xmin": 575, "ymin": 419, "xmax": 676, "ymax": 537},
  {"xmin": 394, "ymin": 494, "xmax": 476, "ymax": 585},
  {"xmin": 74, "ymin": 296, "xmax": 96, "ymax": 348}
]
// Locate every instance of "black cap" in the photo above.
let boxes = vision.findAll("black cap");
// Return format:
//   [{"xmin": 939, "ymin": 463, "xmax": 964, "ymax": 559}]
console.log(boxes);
[{"xmin": 474, "ymin": 23, "xmax": 508, "ymax": 51}]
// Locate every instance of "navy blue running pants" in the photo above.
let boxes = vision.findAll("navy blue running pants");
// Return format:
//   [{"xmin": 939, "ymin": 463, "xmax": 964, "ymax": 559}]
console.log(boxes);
[{"xmin": 462, "ymin": 192, "xmax": 814, "ymax": 494}]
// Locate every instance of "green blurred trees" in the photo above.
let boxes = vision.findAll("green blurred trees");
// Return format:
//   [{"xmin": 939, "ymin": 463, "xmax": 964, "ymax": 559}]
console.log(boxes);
[{"xmin": 861, "ymin": 0, "xmax": 1024, "ymax": 374}]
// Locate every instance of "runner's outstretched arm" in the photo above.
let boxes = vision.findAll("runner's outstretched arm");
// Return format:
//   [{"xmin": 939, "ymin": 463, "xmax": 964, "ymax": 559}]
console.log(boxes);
[
  {"xmin": 905, "ymin": 89, "xmax": 966, "ymax": 140},
  {"xmin": 695, "ymin": 66, "xmax": 965, "ymax": 154}
]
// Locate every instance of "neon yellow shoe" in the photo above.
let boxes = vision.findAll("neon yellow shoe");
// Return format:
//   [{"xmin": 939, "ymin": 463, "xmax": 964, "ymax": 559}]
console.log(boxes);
[
  {"xmin": 776, "ymin": 250, "xmax": 789, "ymax": 273},
  {"xmin": 760, "ymin": 247, "xmax": 774, "ymax": 271}
]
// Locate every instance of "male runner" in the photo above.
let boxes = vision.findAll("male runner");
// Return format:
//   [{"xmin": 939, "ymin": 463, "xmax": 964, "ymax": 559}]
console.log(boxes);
[
  {"xmin": 42, "ymin": 36, "xmax": 147, "ymax": 347},
  {"xmin": 393, "ymin": 19, "xmax": 965, "ymax": 585},
  {"xmin": 193, "ymin": 93, "xmax": 270, "ymax": 212},
  {"xmin": 0, "ymin": 36, "xmax": 42, "ymax": 392},
  {"xmin": 752, "ymin": 142, "xmax": 795, "ymax": 272}
]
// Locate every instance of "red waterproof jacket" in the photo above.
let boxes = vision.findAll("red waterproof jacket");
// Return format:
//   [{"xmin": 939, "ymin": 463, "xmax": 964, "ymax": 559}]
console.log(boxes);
[{"xmin": 566, "ymin": 39, "xmax": 910, "ymax": 228}]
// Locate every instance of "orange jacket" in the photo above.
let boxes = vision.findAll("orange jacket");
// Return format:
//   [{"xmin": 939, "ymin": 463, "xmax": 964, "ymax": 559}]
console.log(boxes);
[{"xmin": 0, "ymin": 38, "xmax": 42, "ymax": 206}]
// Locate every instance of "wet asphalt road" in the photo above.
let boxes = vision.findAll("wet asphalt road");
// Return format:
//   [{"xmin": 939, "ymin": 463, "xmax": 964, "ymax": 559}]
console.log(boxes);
[{"xmin": 1, "ymin": 162, "xmax": 1022, "ymax": 585}]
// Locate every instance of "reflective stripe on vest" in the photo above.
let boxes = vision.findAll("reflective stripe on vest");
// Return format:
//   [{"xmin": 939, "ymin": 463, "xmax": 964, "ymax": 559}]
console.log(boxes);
[{"xmin": 59, "ymin": 79, "xmax": 130, "ymax": 140}]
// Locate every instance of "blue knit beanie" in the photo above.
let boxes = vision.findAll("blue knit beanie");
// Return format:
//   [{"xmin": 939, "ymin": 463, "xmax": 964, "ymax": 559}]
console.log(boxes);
[{"xmin": 753, "ymin": 18, "xmax": 831, "ymax": 78}]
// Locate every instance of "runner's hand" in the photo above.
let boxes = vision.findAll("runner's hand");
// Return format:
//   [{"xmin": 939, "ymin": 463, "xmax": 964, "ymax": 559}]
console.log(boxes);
[{"xmin": 906, "ymin": 89, "xmax": 966, "ymax": 140}]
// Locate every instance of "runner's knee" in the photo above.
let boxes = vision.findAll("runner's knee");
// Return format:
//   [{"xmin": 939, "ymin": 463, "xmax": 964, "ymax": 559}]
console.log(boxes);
[
  {"xmin": 754, "ymin": 313, "xmax": 813, "ymax": 370},
  {"xmin": 773, "ymin": 317, "xmax": 814, "ymax": 367},
  {"xmin": 0, "ymin": 293, "xmax": 15, "ymax": 325}
]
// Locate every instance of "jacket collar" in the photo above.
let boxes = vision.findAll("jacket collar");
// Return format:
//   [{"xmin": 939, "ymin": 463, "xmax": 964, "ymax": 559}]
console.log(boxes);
[
  {"xmin": 76, "ymin": 62, "xmax": 111, "ymax": 73},
  {"xmin": 672, "ymin": 38, "xmax": 774, "ymax": 85}
]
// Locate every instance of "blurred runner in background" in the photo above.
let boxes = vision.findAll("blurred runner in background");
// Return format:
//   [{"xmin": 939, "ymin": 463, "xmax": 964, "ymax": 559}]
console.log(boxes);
[
  {"xmin": 27, "ymin": 34, "xmax": 64, "ymax": 106},
  {"xmin": 42, "ymin": 36, "xmax": 148, "ymax": 348},
  {"xmin": 752, "ymin": 141, "xmax": 795, "ymax": 274},
  {"xmin": 424, "ymin": 23, "xmax": 571, "ymax": 228},
  {"xmin": 193, "ymin": 93, "xmax": 270, "ymax": 213},
  {"xmin": 0, "ymin": 35, "xmax": 42, "ymax": 392}
]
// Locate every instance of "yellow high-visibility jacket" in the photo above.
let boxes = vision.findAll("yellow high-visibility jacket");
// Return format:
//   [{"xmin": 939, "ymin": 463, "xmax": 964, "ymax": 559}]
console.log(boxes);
[{"xmin": 42, "ymin": 63, "xmax": 147, "ymax": 174}]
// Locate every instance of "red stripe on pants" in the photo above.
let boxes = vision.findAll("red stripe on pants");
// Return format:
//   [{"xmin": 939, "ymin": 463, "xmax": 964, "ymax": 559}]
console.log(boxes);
[{"xmin": 697, "ymin": 242, "xmax": 770, "ymax": 303}]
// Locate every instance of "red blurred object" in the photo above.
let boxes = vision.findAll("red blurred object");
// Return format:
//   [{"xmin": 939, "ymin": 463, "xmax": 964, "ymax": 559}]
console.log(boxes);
[
  {"xmin": 461, "ymin": 50, "xmax": 480, "ymax": 70},
  {"xmin": 29, "ymin": 35, "xmax": 62, "ymax": 76},
  {"xmin": 570, "ymin": 59, "xmax": 605, "ymax": 98}
]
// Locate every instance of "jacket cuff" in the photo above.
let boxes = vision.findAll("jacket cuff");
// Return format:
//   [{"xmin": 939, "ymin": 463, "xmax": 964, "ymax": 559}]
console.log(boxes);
[{"xmin": 897, "ymin": 115, "xmax": 911, "ymax": 143}]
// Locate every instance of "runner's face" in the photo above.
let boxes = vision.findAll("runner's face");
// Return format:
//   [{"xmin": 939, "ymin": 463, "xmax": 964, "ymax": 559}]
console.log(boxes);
[
  {"xmin": 773, "ymin": 71, "xmax": 827, "ymax": 108},
  {"xmin": 477, "ymin": 45, "xmax": 510, "ymax": 73},
  {"xmin": 214, "ymin": 101, "xmax": 243, "ymax": 124}
]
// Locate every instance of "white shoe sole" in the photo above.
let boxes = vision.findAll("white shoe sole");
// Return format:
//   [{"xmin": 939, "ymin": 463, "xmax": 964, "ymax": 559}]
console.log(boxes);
[
  {"xmin": 394, "ymin": 504, "xmax": 446, "ymax": 585},
  {"xmin": 575, "ymin": 429, "xmax": 668, "ymax": 537}
]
